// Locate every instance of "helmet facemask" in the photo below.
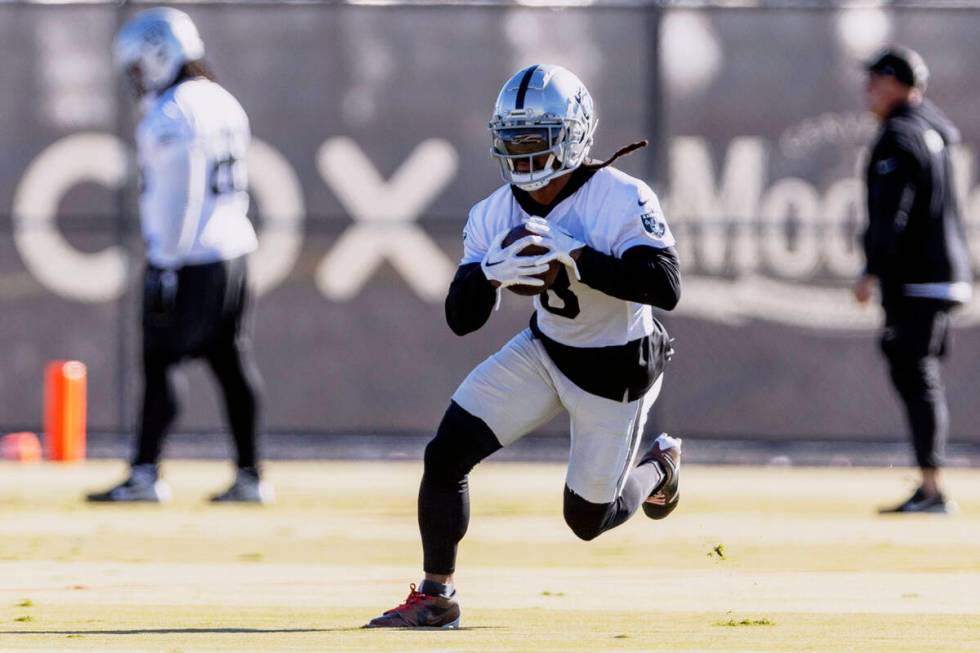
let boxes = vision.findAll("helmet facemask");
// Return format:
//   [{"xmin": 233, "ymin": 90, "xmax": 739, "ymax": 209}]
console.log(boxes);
[{"xmin": 492, "ymin": 123, "xmax": 560, "ymax": 191}]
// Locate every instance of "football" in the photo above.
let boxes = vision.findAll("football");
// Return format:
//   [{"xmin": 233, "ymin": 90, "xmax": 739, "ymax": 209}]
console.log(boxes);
[{"xmin": 501, "ymin": 224, "xmax": 559, "ymax": 296}]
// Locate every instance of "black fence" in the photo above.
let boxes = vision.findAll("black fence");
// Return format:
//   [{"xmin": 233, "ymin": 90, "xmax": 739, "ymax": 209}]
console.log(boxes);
[{"xmin": 3, "ymin": 1, "xmax": 980, "ymax": 445}]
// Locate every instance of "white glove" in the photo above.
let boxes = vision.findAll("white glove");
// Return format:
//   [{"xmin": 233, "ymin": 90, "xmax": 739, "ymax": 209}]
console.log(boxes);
[
  {"xmin": 523, "ymin": 217, "xmax": 585, "ymax": 280},
  {"xmin": 480, "ymin": 229, "xmax": 553, "ymax": 289}
]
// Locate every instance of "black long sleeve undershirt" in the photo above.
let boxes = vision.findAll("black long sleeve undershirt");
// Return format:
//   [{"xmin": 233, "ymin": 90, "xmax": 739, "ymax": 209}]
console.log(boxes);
[
  {"xmin": 444, "ymin": 263, "xmax": 496, "ymax": 336},
  {"xmin": 864, "ymin": 130, "xmax": 919, "ymax": 280},
  {"xmin": 576, "ymin": 244, "xmax": 681, "ymax": 310},
  {"xmin": 444, "ymin": 244, "xmax": 680, "ymax": 337}
]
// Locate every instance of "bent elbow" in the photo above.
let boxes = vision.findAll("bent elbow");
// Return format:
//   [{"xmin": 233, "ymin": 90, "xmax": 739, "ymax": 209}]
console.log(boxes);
[
  {"xmin": 447, "ymin": 318, "xmax": 476, "ymax": 337},
  {"xmin": 660, "ymin": 285, "xmax": 681, "ymax": 311},
  {"xmin": 642, "ymin": 279, "xmax": 680, "ymax": 311},
  {"xmin": 660, "ymin": 271, "xmax": 682, "ymax": 310},
  {"xmin": 445, "ymin": 307, "xmax": 474, "ymax": 337}
]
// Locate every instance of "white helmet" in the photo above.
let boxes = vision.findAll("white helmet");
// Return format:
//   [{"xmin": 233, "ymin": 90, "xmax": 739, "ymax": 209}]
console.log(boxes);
[
  {"xmin": 113, "ymin": 8, "xmax": 205, "ymax": 95},
  {"xmin": 489, "ymin": 64, "xmax": 597, "ymax": 191}
]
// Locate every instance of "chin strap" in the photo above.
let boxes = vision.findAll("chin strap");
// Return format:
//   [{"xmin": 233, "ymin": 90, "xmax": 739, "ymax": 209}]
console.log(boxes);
[{"xmin": 583, "ymin": 139, "xmax": 648, "ymax": 170}]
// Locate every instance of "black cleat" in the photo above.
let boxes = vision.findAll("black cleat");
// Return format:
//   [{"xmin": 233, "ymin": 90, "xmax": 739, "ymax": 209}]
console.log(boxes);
[
  {"xmin": 879, "ymin": 487, "xmax": 957, "ymax": 514},
  {"xmin": 209, "ymin": 468, "xmax": 274, "ymax": 504},
  {"xmin": 365, "ymin": 583, "xmax": 461, "ymax": 629},
  {"xmin": 86, "ymin": 464, "xmax": 171, "ymax": 503},
  {"xmin": 640, "ymin": 433, "xmax": 682, "ymax": 520}
]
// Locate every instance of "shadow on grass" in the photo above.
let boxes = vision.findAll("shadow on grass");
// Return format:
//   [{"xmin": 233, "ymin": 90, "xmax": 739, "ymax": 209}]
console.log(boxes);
[
  {"xmin": 0, "ymin": 628, "xmax": 350, "ymax": 635},
  {"xmin": 1, "ymin": 626, "xmax": 501, "ymax": 635}
]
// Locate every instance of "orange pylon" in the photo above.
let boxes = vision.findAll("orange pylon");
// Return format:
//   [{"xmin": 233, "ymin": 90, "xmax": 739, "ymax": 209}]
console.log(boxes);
[
  {"xmin": 44, "ymin": 360, "xmax": 87, "ymax": 462},
  {"xmin": 0, "ymin": 432, "xmax": 42, "ymax": 463}
]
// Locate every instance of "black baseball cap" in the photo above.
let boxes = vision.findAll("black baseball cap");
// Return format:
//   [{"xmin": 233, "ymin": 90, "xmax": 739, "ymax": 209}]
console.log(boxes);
[{"xmin": 864, "ymin": 46, "xmax": 929, "ymax": 90}]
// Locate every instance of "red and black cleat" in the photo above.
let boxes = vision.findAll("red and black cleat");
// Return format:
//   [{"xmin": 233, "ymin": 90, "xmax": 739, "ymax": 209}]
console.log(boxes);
[
  {"xmin": 641, "ymin": 433, "xmax": 682, "ymax": 520},
  {"xmin": 365, "ymin": 583, "xmax": 461, "ymax": 629}
]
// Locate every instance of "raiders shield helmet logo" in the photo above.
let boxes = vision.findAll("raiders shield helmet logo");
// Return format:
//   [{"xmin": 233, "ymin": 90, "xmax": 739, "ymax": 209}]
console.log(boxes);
[{"xmin": 641, "ymin": 212, "xmax": 666, "ymax": 238}]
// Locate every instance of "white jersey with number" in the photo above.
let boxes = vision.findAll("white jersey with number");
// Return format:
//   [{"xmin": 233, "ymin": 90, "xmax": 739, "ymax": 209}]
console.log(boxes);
[
  {"xmin": 136, "ymin": 78, "xmax": 257, "ymax": 269},
  {"xmin": 461, "ymin": 166, "xmax": 675, "ymax": 348}
]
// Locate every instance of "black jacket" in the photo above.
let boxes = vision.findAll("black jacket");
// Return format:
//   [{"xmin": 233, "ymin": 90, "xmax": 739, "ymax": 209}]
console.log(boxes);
[{"xmin": 863, "ymin": 99, "xmax": 972, "ymax": 307}]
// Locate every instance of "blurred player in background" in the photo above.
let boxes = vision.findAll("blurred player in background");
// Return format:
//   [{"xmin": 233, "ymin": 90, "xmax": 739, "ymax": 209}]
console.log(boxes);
[
  {"xmin": 855, "ymin": 46, "xmax": 971, "ymax": 514},
  {"xmin": 87, "ymin": 8, "xmax": 270, "ymax": 504},
  {"xmin": 367, "ymin": 64, "xmax": 681, "ymax": 628}
]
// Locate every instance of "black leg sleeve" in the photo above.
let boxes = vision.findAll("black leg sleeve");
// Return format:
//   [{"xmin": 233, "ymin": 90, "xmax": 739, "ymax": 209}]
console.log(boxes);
[
  {"xmin": 206, "ymin": 338, "xmax": 263, "ymax": 470},
  {"xmin": 419, "ymin": 401, "xmax": 502, "ymax": 575},
  {"xmin": 133, "ymin": 351, "xmax": 180, "ymax": 467},
  {"xmin": 203, "ymin": 257, "xmax": 264, "ymax": 471},
  {"xmin": 563, "ymin": 461, "xmax": 662, "ymax": 541}
]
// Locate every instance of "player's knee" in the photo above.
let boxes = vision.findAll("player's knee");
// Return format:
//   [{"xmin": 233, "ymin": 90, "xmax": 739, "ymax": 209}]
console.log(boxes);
[
  {"xmin": 423, "ymin": 437, "xmax": 465, "ymax": 483},
  {"xmin": 424, "ymin": 402, "xmax": 502, "ymax": 483},
  {"xmin": 563, "ymin": 487, "xmax": 610, "ymax": 541},
  {"xmin": 887, "ymin": 357, "xmax": 930, "ymax": 395},
  {"xmin": 881, "ymin": 334, "xmax": 932, "ymax": 370},
  {"xmin": 566, "ymin": 520, "xmax": 603, "ymax": 541}
]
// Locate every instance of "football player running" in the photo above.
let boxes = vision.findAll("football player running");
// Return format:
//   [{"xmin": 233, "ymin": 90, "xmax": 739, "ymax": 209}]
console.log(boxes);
[
  {"xmin": 86, "ymin": 8, "xmax": 270, "ymax": 504},
  {"xmin": 367, "ymin": 64, "xmax": 681, "ymax": 629}
]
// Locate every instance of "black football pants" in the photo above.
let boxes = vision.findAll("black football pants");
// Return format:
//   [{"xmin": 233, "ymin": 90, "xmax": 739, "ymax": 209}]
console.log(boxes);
[
  {"xmin": 133, "ymin": 256, "xmax": 263, "ymax": 470},
  {"xmin": 880, "ymin": 299, "xmax": 953, "ymax": 470}
]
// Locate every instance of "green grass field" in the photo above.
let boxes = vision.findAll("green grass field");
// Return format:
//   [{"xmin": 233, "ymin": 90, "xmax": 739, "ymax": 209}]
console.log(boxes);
[{"xmin": 1, "ymin": 459, "xmax": 979, "ymax": 652}]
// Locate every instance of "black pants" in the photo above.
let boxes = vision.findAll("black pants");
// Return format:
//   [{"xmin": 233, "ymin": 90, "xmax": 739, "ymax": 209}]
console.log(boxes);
[
  {"xmin": 880, "ymin": 299, "xmax": 954, "ymax": 470},
  {"xmin": 133, "ymin": 256, "xmax": 264, "ymax": 470}
]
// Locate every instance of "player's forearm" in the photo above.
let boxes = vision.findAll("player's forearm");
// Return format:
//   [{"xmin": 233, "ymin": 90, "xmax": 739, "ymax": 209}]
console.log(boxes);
[
  {"xmin": 865, "ymin": 136, "xmax": 920, "ymax": 278},
  {"xmin": 172, "ymin": 147, "xmax": 208, "ymax": 264},
  {"xmin": 143, "ymin": 145, "xmax": 200, "ymax": 267},
  {"xmin": 865, "ymin": 178, "xmax": 915, "ymax": 277},
  {"xmin": 862, "ymin": 229, "xmax": 891, "ymax": 278},
  {"xmin": 576, "ymin": 245, "xmax": 681, "ymax": 309},
  {"xmin": 445, "ymin": 263, "xmax": 497, "ymax": 336}
]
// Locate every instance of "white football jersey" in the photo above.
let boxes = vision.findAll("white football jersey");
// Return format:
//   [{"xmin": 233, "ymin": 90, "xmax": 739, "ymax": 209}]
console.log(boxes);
[
  {"xmin": 136, "ymin": 78, "xmax": 257, "ymax": 268},
  {"xmin": 461, "ymin": 167, "xmax": 676, "ymax": 348}
]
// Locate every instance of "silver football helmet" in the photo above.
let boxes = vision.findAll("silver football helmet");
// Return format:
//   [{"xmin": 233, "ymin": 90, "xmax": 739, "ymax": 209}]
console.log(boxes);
[
  {"xmin": 113, "ymin": 8, "xmax": 205, "ymax": 96},
  {"xmin": 489, "ymin": 64, "xmax": 597, "ymax": 191}
]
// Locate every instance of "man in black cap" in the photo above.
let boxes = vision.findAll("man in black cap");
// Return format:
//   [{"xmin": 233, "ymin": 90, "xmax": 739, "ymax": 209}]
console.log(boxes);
[{"xmin": 855, "ymin": 46, "xmax": 972, "ymax": 513}]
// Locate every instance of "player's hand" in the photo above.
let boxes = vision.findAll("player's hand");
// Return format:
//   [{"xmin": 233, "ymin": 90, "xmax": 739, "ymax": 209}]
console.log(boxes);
[
  {"xmin": 853, "ymin": 273, "xmax": 877, "ymax": 304},
  {"xmin": 524, "ymin": 217, "xmax": 585, "ymax": 278},
  {"xmin": 480, "ymin": 230, "xmax": 553, "ymax": 289}
]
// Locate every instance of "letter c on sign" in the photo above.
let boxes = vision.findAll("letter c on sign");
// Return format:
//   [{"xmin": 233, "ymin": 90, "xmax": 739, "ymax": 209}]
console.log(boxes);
[
  {"xmin": 246, "ymin": 138, "xmax": 305, "ymax": 296},
  {"xmin": 13, "ymin": 133, "xmax": 129, "ymax": 302}
]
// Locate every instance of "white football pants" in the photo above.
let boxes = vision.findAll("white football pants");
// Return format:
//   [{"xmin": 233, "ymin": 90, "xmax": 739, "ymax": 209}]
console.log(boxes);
[{"xmin": 452, "ymin": 328, "xmax": 663, "ymax": 504}]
